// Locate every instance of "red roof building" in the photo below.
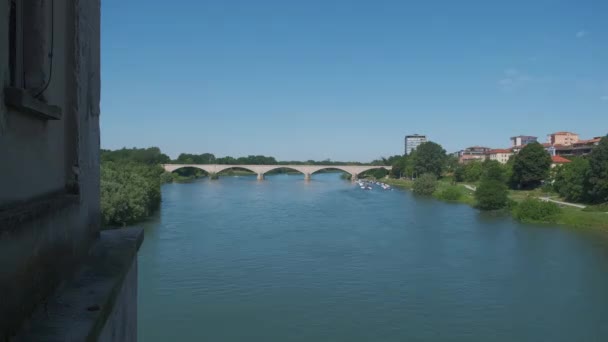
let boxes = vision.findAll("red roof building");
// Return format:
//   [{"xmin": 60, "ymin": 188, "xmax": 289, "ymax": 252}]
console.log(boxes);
[{"xmin": 551, "ymin": 155, "xmax": 571, "ymax": 165}]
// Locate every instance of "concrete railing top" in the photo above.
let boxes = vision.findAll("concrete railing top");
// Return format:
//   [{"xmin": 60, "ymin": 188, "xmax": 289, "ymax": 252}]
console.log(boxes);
[{"xmin": 161, "ymin": 164, "xmax": 391, "ymax": 176}]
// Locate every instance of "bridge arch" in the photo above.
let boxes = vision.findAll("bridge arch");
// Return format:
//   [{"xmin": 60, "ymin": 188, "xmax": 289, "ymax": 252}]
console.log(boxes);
[
  {"xmin": 214, "ymin": 166, "xmax": 259, "ymax": 175},
  {"xmin": 261, "ymin": 166, "xmax": 306, "ymax": 176},
  {"xmin": 310, "ymin": 166, "xmax": 354, "ymax": 176},
  {"xmin": 163, "ymin": 164, "xmax": 213, "ymax": 174}
]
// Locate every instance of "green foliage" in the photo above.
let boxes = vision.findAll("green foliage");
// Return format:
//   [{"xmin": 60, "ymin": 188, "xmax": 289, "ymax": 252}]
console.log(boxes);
[
  {"xmin": 389, "ymin": 155, "xmax": 411, "ymax": 178},
  {"xmin": 512, "ymin": 198, "xmax": 562, "ymax": 223},
  {"xmin": 176, "ymin": 153, "xmax": 216, "ymax": 164},
  {"xmin": 101, "ymin": 161, "xmax": 163, "ymax": 226},
  {"xmin": 453, "ymin": 165, "xmax": 466, "ymax": 182},
  {"xmin": 511, "ymin": 142, "xmax": 552, "ymax": 189},
  {"xmin": 340, "ymin": 173, "xmax": 352, "ymax": 180},
  {"xmin": 463, "ymin": 161, "xmax": 483, "ymax": 182},
  {"xmin": 436, "ymin": 185, "xmax": 463, "ymax": 201},
  {"xmin": 160, "ymin": 171, "xmax": 175, "ymax": 184},
  {"xmin": 475, "ymin": 179, "xmax": 508, "ymax": 210},
  {"xmin": 553, "ymin": 158, "xmax": 590, "ymax": 203},
  {"xmin": 411, "ymin": 142, "xmax": 447, "ymax": 177},
  {"xmin": 101, "ymin": 147, "xmax": 170, "ymax": 165},
  {"xmin": 482, "ymin": 160, "xmax": 506, "ymax": 182},
  {"xmin": 586, "ymin": 136, "xmax": 608, "ymax": 204},
  {"xmin": 362, "ymin": 168, "xmax": 388, "ymax": 179},
  {"xmin": 412, "ymin": 173, "xmax": 438, "ymax": 195}
]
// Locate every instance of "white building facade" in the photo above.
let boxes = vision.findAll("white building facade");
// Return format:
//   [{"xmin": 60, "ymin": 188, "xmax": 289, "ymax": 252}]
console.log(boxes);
[{"xmin": 405, "ymin": 134, "xmax": 427, "ymax": 155}]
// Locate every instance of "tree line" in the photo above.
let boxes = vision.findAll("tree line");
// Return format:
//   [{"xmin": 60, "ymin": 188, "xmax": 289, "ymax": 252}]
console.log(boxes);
[{"xmin": 384, "ymin": 136, "xmax": 608, "ymax": 221}]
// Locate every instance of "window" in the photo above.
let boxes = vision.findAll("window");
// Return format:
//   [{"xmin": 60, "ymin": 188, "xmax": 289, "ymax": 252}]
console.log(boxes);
[{"xmin": 4, "ymin": 0, "xmax": 61, "ymax": 120}]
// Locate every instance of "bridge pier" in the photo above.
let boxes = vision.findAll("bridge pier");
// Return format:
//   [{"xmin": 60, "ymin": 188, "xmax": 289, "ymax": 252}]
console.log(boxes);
[
  {"xmin": 257, "ymin": 173, "xmax": 265, "ymax": 181},
  {"xmin": 351, "ymin": 173, "xmax": 358, "ymax": 182},
  {"xmin": 304, "ymin": 173, "xmax": 311, "ymax": 181}
]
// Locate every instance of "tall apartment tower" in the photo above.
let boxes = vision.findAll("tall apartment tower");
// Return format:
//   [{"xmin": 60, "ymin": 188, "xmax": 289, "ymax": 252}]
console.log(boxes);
[{"xmin": 405, "ymin": 134, "xmax": 427, "ymax": 155}]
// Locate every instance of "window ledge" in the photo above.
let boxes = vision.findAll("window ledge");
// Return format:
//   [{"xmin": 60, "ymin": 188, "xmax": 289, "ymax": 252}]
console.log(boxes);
[
  {"xmin": 0, "ymin": 191, "xmax": 79, "ymax": 233},
  {"xmin": 4, "ymin": 87, "xmax": 62, "ymax": 120}
]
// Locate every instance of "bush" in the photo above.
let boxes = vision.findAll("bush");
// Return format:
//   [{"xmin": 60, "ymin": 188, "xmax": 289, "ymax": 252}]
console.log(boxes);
[
  {"xmin": 436, "ymin": 185, "xmax": 463, "ymax": 201},
  {"xmin": 101, "ymin": 162, "xmax": 163, "ymax": 226},
  {"xmin": 512, "ymin": 198, "xmax": 562, "ymax": 223},
  {"xmin": 413, "ymin": 173, "xmax": 437, "ymax": 195},
  {"xmin": 475, "ymin": 180, "xmax": 508, "ymax": 210}
]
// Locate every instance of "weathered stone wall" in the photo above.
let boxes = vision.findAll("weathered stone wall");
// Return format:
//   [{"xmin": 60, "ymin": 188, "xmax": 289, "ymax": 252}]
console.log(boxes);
[
  {"xmin": 99, "ymin": 259, "xmax": 138, "ymax": 342},
  {"xmin": 0, "ymin": 0, "xmax": 103, "ymax": 338}
]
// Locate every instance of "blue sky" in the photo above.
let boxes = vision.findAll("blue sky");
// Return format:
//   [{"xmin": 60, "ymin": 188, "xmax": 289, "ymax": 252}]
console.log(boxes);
[{"xmin": 101, "ymin": 0, "xmax": 608, "ymax": 161}]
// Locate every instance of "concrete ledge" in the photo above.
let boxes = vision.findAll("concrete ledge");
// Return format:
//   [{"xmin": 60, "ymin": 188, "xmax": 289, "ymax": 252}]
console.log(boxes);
[
  {"xmin": 4, "ymin": 87, "xmax": 62, "ymax": 120},
  {"xmin": 0, "ymin": 191, "xmax": 79, "ymax": 234},
  {"xmin": 14, "ymin": 228, "xmax": 144, "ymax": 342}
]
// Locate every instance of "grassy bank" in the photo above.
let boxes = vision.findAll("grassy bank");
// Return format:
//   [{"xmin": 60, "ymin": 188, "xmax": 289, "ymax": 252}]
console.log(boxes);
[
  {"xmin": 381, "ymin": 178, "xmax": 476, "ymax": 206},
  {"xmin": 381, "ymin": 177, "xmax": 608, "ymax": 230}
]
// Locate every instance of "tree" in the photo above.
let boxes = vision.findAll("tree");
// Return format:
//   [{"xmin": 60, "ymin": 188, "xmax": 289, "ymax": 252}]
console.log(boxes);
[
  {"xmin": 475, "ymin": 180, "xmax": 508, "ymax": 210},
  {"xmin": 482, "ymin": 159, "xmax": 506, "ymax": 183},
  {"xmin": 389, "ymin": 155, "xmax": 410, "ymax": 178},
  {"xmin": 587, "ymin": 136, "xmax": 608, "ymax": 203},
  {"xmin": 475, "ymin": 160, "xmax": 509, "ymax": 210},
  {"xmin": 412, "ymin": 173, "xmax": 438, "ymax": 195},
  {"xmin": 510, "ymin": 142, "xmax": 552, "ymax": 189},
  {"xmin": 411, "ymin": 142, "xmax": 447, "ymax": 177},
  {"xmin": 553, "ymin": 158, "xmax": 590, "ymax": 203},
  {"xmin": 463, "ymin": 161, "xmax": 483, "ymax": 182}
]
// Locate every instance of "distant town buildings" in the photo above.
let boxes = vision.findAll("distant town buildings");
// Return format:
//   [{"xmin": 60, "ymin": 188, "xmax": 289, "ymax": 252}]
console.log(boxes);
[
  {"xmin": 548, "ymin": 131, "xmax": 579, "ymax": 146},
  {"xmin": 451, "ymin": 131, "xmax": 604, "ymax": 165},
  {"xmin": 486, "ymin": 149, "xmax": 513, "ymax": 164},
  {"xmin": 510, "ymin": 135, "xmax": 537, "ymax": 147},
  {"xmin": 404, "ymin": 134, "xmax": 427, "ymax": 155},
  {"xmin": 456, "ymin": 146, "xmax": 492, "ymax": 164}
]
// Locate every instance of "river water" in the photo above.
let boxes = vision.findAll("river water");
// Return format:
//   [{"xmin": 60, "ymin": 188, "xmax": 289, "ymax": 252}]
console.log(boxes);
[{"xmin": 137, "ymin": 173, "xmax": 608, "ymax": 341}]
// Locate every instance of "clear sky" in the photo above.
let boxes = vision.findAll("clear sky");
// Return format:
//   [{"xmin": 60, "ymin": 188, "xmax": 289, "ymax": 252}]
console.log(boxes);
[{"xmin": 100, "ymin": 0, "xmax": 608, "ymax": 161}]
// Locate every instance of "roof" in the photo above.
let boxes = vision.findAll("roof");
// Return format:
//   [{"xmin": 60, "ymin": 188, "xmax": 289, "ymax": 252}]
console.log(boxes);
[
  {"xmin": 510, "ymin": 135, "xmax": 537, "ymax": 139},
  {"xmin": 551, "ymin": 155, "xmax": 571, "ymax": 164},
  {"xmin": 549, "ymin": 131, "xmax": 578, "ymax": 136},
  {"xmin": 486, "ymin": 149, "xmax": 512, "ymax": 154},
  {"xmin": 575, "ymin": 137, "xmax": 602, "ymax": 145}
]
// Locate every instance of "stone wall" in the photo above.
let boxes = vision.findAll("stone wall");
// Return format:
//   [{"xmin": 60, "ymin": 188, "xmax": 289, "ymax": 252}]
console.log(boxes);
[{"xmin": 0, "ymin": 1, "xmax": 108, "ymax": 339}]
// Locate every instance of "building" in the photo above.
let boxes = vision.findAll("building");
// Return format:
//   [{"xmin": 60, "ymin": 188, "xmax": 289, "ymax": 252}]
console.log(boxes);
[
  {"xmin": 551, "ymin": 155, "xmax": 572, "ymax": 168},
  {"xmin": 404, "ymin": 134, "xmax": 427, "ymax": 155},
  {"xmin": 544, "ymin": 136, "xmax": 602, "ymax": 157},
  {"xmin": 548, "ymin": 131, "xmax": 579, "ymax": 146},
  {"xmin": 510, "ymin": 135, "xmax": 537, "ymax": 147},
  {"xmin": 458, "ymin": 146, "xmax": 491, "ymax": 163},
  {"xmin": 1, "ymin": 1, "xmax": 140, "ymax": 340},
  {"xmin": 485, "ymin": 149, "xmax": 513, "ymax": 164}
]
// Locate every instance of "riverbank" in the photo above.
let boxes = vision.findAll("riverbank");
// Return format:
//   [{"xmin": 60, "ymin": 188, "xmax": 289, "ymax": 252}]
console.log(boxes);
[{"xmin": 380, "ymin": 178, "xmax": 608, "ymax": 230}]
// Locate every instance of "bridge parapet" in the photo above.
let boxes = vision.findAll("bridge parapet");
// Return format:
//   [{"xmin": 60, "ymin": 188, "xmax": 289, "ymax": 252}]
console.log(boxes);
[{"xmin": 161, "ymin": 164, "xmax": 392, "ymax": 181}]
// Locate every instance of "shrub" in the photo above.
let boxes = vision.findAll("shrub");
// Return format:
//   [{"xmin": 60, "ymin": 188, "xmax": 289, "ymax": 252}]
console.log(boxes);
[
  {"xmin": 101, "ymin": 162, "xmax": 163, "ymax": 226},
  {"xmin": 413, "ymin": 173, "xmax": 437, "ymax": 195},
  {"xmin": 436, "ymin": 185, "xmax": 463, "ymax": 201},
  {"xmin": 512, "ymin": 198, "xmax": 562, "ymax": 223},
  {"xmin": 475, "ymin": 180, "xmax": 508, "ymax": 210}
]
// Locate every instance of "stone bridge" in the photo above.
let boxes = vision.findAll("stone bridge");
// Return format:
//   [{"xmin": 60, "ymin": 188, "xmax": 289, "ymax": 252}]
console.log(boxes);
[{"xmin": 162, "ymin": 164, "xmax": 392, "ymax": 181}]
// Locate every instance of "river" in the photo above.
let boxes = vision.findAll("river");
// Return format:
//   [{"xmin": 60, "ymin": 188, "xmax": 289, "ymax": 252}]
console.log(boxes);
[{"xmin": 137, "ymin": 173, "xmax": 608, "ymax": 341}]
